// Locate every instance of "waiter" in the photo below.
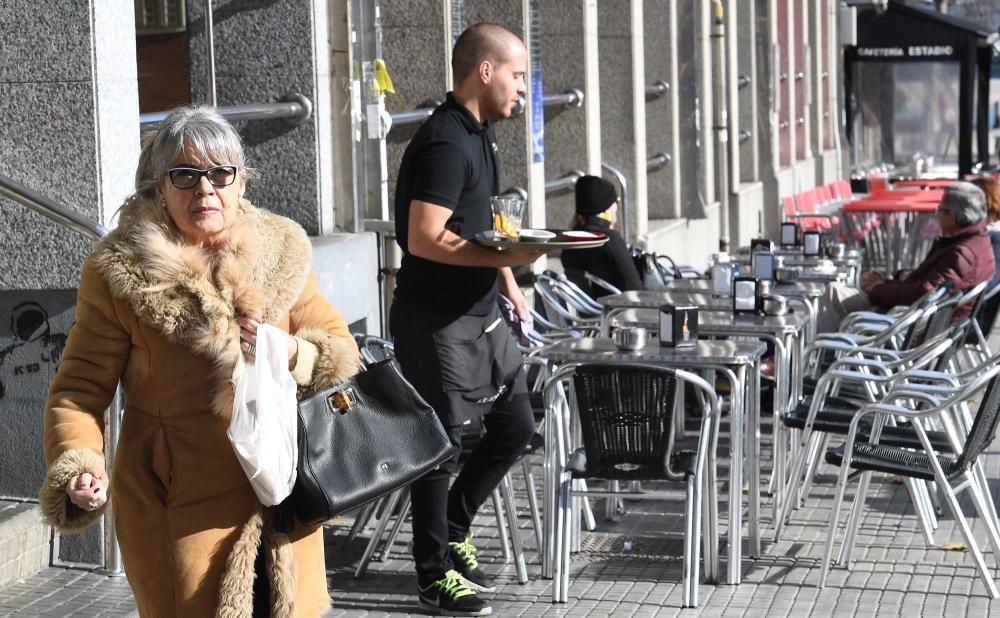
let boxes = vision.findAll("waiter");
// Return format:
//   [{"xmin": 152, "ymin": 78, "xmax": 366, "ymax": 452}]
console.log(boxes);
[{"xmin": 390, "ymin": 22, "xmax": 544, "ymax": 617}]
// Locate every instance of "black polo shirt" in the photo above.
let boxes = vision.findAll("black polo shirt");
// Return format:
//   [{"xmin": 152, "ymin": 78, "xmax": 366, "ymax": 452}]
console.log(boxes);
[{"xmin": 393, "ymin": 93, "xmax": 501, "ymax": 317}]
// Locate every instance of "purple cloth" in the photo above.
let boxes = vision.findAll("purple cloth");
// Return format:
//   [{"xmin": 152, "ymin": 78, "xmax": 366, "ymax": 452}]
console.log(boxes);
[{"xmin": 498, "ymin": 293, "xmax": 533, "ymax": 345}]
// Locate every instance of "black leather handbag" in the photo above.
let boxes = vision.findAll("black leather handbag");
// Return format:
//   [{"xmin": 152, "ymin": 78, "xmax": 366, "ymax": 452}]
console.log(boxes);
[
  {"xmin": 287, "ymin": 357, "xmax": 455, "ymax": 526},
  {"xmin": 632, "ymin": 249, "xmax": 667, "ymax": 291}
]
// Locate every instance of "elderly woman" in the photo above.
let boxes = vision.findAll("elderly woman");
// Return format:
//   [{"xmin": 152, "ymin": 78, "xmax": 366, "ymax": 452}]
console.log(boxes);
[
  {"xmin": 816, "ymin": 181, "xmax": 996, "ymax": 332},
  {"xmin": 39, "ymin": 105, "xmax": 360, "ymax": 616}
]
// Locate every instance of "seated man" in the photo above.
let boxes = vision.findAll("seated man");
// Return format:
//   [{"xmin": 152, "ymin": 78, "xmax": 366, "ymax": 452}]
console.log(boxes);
[
  {"xmin": 561, "ymin": 175, "xmax": 642, "ymax": 296},
  {"xmin": 817, "ymin": 181, "xmax": 996, "ymax": 332}
]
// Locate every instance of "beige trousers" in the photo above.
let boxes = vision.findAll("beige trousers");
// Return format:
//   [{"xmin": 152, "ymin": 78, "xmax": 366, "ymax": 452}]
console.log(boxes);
[{"xmin": 816, "ymin": 283, "xmax": 872, "ymax": 333}]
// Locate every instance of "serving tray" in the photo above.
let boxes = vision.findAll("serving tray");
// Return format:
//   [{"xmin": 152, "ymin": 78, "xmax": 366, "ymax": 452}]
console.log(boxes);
[{"xmin": 474, "ymin": 229, "xmax": 610, "ymax": 251}]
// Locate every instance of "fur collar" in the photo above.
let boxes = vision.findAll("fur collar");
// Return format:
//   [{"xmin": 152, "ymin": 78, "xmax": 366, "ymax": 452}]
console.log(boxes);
[{"xmin": 91, "ymin": 195, "xmax": 312, "ymax": 417}]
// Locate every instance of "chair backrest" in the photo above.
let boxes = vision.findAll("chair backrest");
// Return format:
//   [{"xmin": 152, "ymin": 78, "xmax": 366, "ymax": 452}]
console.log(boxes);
[
  {"xmin": 955, "ymin": 371, "xmax": 1000, "ymax": 473},
  {"xmin": 957, "ymin": 279, "xmax": 990, "ymax": 321},
  {"xmin": 571, "ymin": 364, "xmax": 682, "ymax": 481},
  {"xmin": 918, "ymin": 291, "xmax": 964, "ymax": 344},
  {"xmin": 353, "ymin": 334, "xmax": 395, "ymax": 368},
  {"xmin": 837, "ymin": 179, "xmax": 854, "ymax": 201},
  {"xmin": 783, "ymin": 196, "xmax": 798, "ymax": 217},
  {"xmin": 550, "ymin": 272, "xmax": 603, "ymax": 314},
  {"xmin": 562, "ymin": 267, "xmax": 593, "ymax": 298}
]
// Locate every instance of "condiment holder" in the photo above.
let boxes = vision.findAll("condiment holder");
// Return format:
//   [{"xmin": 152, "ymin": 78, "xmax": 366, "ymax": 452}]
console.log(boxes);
[{"xmin": 613, "ymin": 326, "xmax": 648, "ymax": 351}]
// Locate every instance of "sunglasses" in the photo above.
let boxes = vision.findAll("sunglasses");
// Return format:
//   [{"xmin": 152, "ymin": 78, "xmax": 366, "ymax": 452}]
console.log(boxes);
[{"xmin": 165, "ymin": 165, "xmax": 239, "ymax": 190}]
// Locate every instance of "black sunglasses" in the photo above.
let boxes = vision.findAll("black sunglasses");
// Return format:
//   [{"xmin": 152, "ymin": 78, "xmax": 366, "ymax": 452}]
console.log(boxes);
[{"xmin": 165, "ymin": 165, "xmax": 239, "ymax": 190}]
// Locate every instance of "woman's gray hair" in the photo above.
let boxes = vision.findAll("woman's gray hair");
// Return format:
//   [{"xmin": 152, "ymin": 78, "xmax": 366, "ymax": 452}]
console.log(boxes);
[
  {"xmin": 939, "ymin": 181, "xmax": 987, "ymax": 227},
  {"xmin": 133, "ymin": 105, "xmax": 256, "ymax": 200}
]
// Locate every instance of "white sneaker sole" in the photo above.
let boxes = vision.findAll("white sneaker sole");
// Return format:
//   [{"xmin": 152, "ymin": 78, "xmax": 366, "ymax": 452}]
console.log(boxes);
[
  {"xmin": 417, "ymin": 598, "xmax": 493, "ymax": 616},
  {"xmin": 458, "ymin": 576, "xmax": 497, "ymax": 594}
]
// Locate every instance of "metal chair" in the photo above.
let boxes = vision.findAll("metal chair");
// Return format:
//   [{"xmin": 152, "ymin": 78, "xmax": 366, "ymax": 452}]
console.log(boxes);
[
  {"xmin": 819, "ymin": 366, "xmax": 1000, "ymax": 598},
  {"xmin": 775, "ymin": 325, "xmax": 968, "ymax": 541},
  {"xmin": 546, "ymin": 363, "xmax": 719, "ymax": 608},
  {"xmin": 347, "ymin": 334, "xmax": 542, "ymax": 583},
  {"xmin": 534, "ymin": 273, "xmax": 603, "ymax": 332}
]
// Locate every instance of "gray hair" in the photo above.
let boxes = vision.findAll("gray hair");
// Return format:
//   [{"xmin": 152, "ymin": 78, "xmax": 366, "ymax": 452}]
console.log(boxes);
[
  {"xmin": 133, "ymin": 105, "xmax": 256, "ymax": 200},
  {"xmin": 939, "ymin": 181, "xmax": 987, "ymax": 227}
]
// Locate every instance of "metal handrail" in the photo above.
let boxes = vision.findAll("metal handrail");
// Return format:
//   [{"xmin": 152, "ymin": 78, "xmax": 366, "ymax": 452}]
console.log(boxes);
[
  {"xmin": 647, "ymin": 152, "xmax": 671, "ymax": 172},
  {"xmin": 542, "ymin": 89, "xmax": 584, "ymax": 109},
  {"xmin": 545, "ymin": 170, "xmax": 585, "ymax": 194},
  {"xmin": 139, "ymin": 95, "xmax": 313, "ymax": 129},
  {"xmin": 0, "ymin": 173, "xmax": 108, "ymax": 240},
  {"xmin": 501, "ymin": 186, "xmax": 528, "ymax": 201},
  {"xmin": 601, "ymin": 161, "xmax": 629, "ymax": 243},
  {"xmin": 645, "ymin": 81, "xmax": 669, "ymax": 97},
  {"xmin": 0, "ymin": 172, "xmax": 124, "ymax": 576},
  {"xmin": 389, "ymin": 100, "xmax": 442, "ymax": 129}
]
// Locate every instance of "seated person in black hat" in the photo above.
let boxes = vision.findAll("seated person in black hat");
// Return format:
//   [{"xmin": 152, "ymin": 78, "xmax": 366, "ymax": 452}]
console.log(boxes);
[{"xmin": 561, "ymin": 175, "xmax": 642, "ymax": 296}]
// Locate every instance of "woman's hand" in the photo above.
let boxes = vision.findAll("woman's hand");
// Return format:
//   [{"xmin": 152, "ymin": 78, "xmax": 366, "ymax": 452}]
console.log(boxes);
[
  {"xmin": 238, "ymin": 317, "xmax": 299, "ymax": 369},
  {"xmin": 65, "ymin": 472, "xmax": 108, "ymax": 512}
]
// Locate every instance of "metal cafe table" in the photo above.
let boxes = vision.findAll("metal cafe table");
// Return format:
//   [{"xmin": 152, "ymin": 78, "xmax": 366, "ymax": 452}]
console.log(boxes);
[
  {"xmin": 599, "ymin": 291, "xmax": 812, "ymax": 553},
  {"xmin": 662, "ymin": 278, "xmax": 825, "ymax": 338},
  {"xmin": 598, "ymin": 292, "xmax": 810, "ymax": 528},
  {"xmin": 538, "ymin": 337, "xmax": 766, "ymax": 586},
  {"xmin": 839, "ymin": 191, "xmax": 941, "ymax": 273}
]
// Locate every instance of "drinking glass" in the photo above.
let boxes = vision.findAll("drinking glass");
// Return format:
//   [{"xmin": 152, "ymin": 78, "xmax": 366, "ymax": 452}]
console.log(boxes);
[{"xmin": 490, "ymin": 196, "xmax": 525, "ymax": 239}]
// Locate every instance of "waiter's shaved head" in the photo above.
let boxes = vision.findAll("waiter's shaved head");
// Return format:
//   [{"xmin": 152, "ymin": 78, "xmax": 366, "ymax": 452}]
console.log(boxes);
[{"xmin": 452, "ymin": 23, "xmax": 522, "ymax": 83}]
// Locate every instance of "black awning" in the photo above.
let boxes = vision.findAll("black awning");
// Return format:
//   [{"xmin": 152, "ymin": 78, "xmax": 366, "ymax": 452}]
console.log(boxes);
[
  {"xmin": 844, "ymin": 0, "xmax": 996, "ymax": 176},
  {"xmin": 848, "ymin": 1, "xmax": 995, "ymax": 62}
]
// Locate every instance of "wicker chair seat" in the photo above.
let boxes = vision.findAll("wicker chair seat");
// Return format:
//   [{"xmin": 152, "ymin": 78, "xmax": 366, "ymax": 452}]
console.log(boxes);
[
  {"xmin": 566, "ymin": 446, "xmax": 697, "ymax": 480},
  {"xmin": 825, "ymin": 442, "xmax": 957, "ymax": 482}
]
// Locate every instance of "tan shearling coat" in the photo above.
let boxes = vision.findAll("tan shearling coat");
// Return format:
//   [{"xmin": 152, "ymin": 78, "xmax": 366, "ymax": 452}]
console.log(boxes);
[{"xmin": 39, "ymin": 196, "xmax": 360, "ymax": 617}]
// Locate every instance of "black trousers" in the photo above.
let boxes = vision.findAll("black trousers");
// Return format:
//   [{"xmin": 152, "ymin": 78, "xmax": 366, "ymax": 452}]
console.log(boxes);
[{"xmin": 390, "ymin": 303, "xmax": 535, "ymax": 582}]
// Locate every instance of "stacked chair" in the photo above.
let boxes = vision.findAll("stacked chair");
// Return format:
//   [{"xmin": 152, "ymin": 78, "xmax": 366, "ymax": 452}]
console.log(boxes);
[
  {"xmin": 819, "ymin": 360, "xmax": 1000, "ymax": 598},
  {"xmin": 345, "ymin": 334, "xmax": 542, "ymax": 584},
  {"xmin": 771, "ymin": 277, "xmax": 1000, "ymax": 597}
]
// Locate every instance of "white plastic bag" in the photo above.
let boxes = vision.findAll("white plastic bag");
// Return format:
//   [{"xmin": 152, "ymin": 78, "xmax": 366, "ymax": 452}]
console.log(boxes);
[{"xmin": 228, "ymin": 323, "xmax": 298, "ymax": 506}]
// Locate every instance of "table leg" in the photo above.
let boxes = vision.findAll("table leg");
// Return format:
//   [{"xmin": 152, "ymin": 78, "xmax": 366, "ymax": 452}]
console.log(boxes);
[
  {"xmin": 745, "ymin": 360, "xmax": 762, "ymax": 559},
  {"xmin": 726, "ymin": 365, "xmax": 745, "ymax": 584},
  {"xmin": 542, "ymin": 375, "xmax": 569, "ymax": 579}
]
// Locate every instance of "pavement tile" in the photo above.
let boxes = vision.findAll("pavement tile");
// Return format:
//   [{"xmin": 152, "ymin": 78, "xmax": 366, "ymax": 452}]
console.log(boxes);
[{"xmin": 5, "ymin": 390, "xmax": 1000, "ymax": 618}]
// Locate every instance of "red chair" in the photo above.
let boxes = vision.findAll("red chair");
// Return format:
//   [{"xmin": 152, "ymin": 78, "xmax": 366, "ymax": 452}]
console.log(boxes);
[{"xmin": 868, "ymin": 176, "xmax": 888, "ymax": 193}]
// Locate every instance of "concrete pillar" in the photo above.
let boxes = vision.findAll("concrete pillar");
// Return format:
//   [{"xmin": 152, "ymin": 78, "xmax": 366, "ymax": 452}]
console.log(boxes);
[
  {"xmin": 187, "ymin": 0, "xmax": 337, "ymax": 234},
  {"xmin": 383, "ymin": 1, "xmax": 449, "ymax": 223},
  {"xmin": 0, "ymin": 0, "xmax": 139, "ymax": 289},
  {"xmin": 0, "ymin": 0, "xmax": 140, "ymax": 565},
  {"xmin": 539, "ymin": 1, "xmax": 589, "ymax": 228},
  {"xmin": 644, "ymin": 1, "xmax": 678, "ymax": 220},
  {"xmin": 597, "ymin": 0, "xmax": 643, "ymax": 241}
]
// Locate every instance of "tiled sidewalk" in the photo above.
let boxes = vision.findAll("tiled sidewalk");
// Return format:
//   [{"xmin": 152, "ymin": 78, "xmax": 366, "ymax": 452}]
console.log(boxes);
[{"xmin": 4, "ymin": 421, "xmax": 999, "ymax": 617}]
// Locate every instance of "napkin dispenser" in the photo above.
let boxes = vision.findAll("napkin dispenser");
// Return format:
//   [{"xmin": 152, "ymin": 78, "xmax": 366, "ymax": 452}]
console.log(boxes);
[
  {"xmin": 802, "ymin": 231, "xmax": 822, "ymax": 256},
  {"xmin": 711, "ymin": 254, "xmax": 734, "ymax": 297},
  {"xmin": 751, "ymin": 250, "xmax": 776, "ymax": 281},
  {"xmin": 732, "ymin": 277, "xmax": 760, "ymax": 314},
  {"xmin": 780, "ymin": 222, "xmax": 800, "ymax": 247},
  {"xmin": 750, "ymin": 238, "xmax": 774, "ymax": 254},
  {"xmin": 659, "ymin": 304, "xmax": 698, "ymax": 348}
]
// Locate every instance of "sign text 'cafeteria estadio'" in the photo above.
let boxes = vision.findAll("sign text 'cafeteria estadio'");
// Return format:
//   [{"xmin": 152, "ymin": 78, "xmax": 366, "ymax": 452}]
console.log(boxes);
[{"xmin": 854, "ymin": 45, "xmax": 956, "ymax": 59}]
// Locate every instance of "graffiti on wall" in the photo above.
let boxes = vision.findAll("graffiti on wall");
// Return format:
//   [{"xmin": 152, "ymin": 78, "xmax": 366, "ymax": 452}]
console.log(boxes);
[
  {"xmin": 0, "ymin": 290, "xmax": 76, "ymax": 499},
  {"xmin": 0, "ymin": 301, "xmax": 69, "ymax": 400}
]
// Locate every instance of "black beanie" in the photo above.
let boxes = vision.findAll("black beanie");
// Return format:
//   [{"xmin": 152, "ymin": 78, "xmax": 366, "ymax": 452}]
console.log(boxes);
[{"xmin": 575, "ymin": 175, "xmax": 617, "ymax": 215}]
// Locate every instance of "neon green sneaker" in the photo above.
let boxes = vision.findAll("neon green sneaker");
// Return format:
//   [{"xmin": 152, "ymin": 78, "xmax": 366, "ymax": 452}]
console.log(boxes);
[
  {"xmin": 449, "ymin": 532, "xmax": 496, "ymax": 593},
  {"xmin": 417, "ymin": 569, "xmax": 491, "ymax": 616}
]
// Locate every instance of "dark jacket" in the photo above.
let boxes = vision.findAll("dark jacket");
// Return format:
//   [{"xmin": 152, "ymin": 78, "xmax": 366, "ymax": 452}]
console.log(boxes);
[
  {"xmin": 868, "ymin": 221, "xmax": 995, "ymax": 322},
  {"xmin": 560, "ymin": 216, "xmax": 642, "ymax": 295}
]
